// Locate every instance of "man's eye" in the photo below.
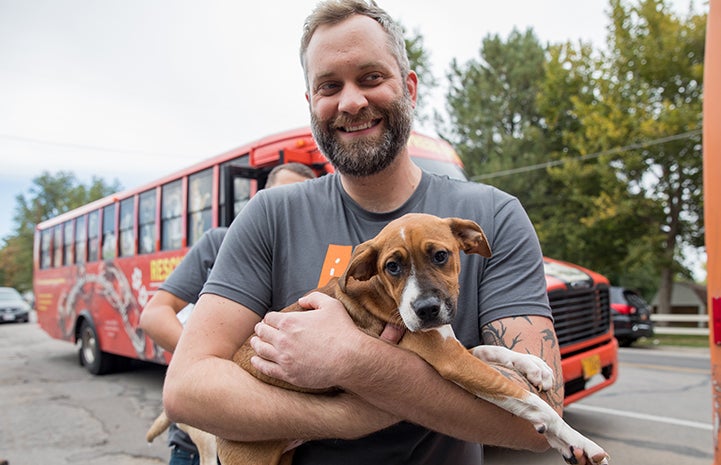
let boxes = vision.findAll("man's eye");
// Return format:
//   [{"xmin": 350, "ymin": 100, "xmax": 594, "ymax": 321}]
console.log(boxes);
[
  {"xmin": 361, "ymin": 72, "xmax": 383, "ymax": 85},
  {"xmin": 385, "ymin": 261, "xmax": 402, "ymax": 276},
  {"xmin": 432, "ymin": 250, "xmax": 448, "ymax": 265},
  {"xmin": 317, "ymin": 82, "xmax": 340, "ymax": 95}
]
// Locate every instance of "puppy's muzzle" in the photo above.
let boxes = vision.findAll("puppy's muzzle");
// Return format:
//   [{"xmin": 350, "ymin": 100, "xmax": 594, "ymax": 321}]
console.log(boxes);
[
  {"xmin": 413, "ymin": 295, "xmax": 441, "ymax": 321},
  {"xmin": 412, "ymin": 294, "xmax": 454, "ymax": 329}
]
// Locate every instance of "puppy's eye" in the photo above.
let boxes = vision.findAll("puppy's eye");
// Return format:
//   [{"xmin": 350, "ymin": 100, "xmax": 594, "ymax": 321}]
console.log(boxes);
[
  {"xmin": 385, "ymin": 261, "xmax": 402, "ymax": 276},
  {"xmin": 432, "ymin": 250, "xmax": 448, "ymax": 265}
]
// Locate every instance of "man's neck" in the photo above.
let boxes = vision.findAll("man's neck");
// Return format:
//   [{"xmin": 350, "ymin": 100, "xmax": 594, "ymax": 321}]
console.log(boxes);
[{"xmin": 339, "ymin": 154, "xmax": 423, "ymax": 213}]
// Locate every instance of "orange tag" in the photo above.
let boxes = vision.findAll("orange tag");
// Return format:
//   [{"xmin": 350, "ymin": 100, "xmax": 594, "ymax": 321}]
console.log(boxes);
[{"xmin": 317, "ymin": 244, "xmax": 353, "ymax": 287}]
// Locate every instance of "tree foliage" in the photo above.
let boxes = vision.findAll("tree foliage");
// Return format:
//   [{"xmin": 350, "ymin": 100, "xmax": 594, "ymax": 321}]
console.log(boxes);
[
  {"xmin": 442, "ymin": 28, "xmax": 548, "ymax": 187},
  {"xmin": 404, "ymin": 25, "xmax": 437, "ymax": 124},
  {"xmin": 0, "ymin": 172, "xmax": 120, "ymax": 292},
  {"xmin": 604, "ymin": 0, "xmax": 705, "ymax": 306},
  {"xmin": 438, "ymin": 0, "xmax": 705, "ymax": 302}
]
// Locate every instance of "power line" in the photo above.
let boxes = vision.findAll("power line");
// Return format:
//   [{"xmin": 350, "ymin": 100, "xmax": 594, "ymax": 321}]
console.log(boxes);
[
  {"xmin": 0, "ymin": 133, "xmax": 194, "ymax": 158},
  {"xmin": 470, "ymin": 129, "xmax": 702, "ymax": 181}
]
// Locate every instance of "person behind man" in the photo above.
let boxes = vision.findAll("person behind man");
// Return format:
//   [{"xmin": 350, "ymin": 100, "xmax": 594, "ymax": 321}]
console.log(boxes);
[
  {"xmin": 139, "ymin": 163, "xmax": 316, "ymax": 465},
  {"xmin": 164, "ymin": 1, "xmax": 593, "ymax": 464},
  {"xmin": 265, "ymin": 162, "xmax": 317, "ymax": 189}
]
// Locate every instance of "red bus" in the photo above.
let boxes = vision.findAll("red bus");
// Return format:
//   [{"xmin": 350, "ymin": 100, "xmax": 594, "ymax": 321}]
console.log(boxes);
[{"xmin": 33, "ymin": 127, "xmax": 616, "ymax": 404}]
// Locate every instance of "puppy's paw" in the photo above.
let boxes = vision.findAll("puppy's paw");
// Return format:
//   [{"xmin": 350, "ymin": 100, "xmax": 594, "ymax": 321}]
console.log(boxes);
[
  {"xmin": 562, "ymin": 446, "xmax": 610, "ymax": 465},
  {"xmin": 471, "ymin": 346, "xmax": 554, "ymax": 391},
  {"xmin": 545, "ymin": 420, "xmax": 609, "ymax": 465},
  {"xmin": 513, "ymin": 353, "xmax": 554, "ymax": 391}
]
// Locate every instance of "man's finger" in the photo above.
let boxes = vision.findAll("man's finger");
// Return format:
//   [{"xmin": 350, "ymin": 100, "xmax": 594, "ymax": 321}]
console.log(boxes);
[{"xmin": 297, "ymin": 291, "xmax": 334, "ymax": 310}]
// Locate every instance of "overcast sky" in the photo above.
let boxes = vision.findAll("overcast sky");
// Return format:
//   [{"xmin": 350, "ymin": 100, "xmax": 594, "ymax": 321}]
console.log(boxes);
[{"xmin": 0, "ymin": 0, "xmax": 703, "ymax": 245}]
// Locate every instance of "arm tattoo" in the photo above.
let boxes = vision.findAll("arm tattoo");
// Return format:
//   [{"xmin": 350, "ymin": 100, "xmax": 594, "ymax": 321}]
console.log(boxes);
[
  {"xmin": 481, "ymin": 316, "xmax": 531, "ymax": 350},
  {"xmin": 481, "ymin": 317, "xmax": 565, "ymax": 411}
]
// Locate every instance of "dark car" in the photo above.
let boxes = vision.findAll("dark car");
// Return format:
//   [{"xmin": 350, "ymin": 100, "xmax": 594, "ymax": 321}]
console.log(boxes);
[
  {"xmin": 610, "ymin": 286, "xmax": 654, "ymax": 347},
  {"xmin": 0, "ymin": 287, "xmax": 31, "ymax": 323}
]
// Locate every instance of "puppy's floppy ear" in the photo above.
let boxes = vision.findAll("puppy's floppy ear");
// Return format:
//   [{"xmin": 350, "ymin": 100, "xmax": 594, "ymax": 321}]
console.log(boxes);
[
  {"xmin": 339, "ymin": 240, "xmax": 379, "ymax": 292},
  {"xmin": 447, "ymin": 218, "xmax": 492, "ymax": 258}
]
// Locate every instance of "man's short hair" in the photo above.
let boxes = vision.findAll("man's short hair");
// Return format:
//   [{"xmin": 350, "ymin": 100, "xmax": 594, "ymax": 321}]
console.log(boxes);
[{"xmin": 299, "ymin": 0, "xmax": 410, "ymax": 88}]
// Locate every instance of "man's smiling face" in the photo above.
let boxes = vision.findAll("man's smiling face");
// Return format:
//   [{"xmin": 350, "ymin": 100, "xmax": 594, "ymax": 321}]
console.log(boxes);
[{"xmin": 304, "ymin": 14, "xmax": 417, "ymax": 177}]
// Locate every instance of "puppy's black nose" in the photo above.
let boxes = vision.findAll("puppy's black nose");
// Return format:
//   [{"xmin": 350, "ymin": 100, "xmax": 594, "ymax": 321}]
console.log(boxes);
[{"xmin": 413, "ymin": 297, "xmax": 441, "ymax": 322}]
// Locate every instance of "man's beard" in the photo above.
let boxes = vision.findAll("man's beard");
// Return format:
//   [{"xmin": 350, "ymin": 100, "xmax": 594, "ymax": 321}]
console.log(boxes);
[{"xmin": 310, "ymin": 94, "xmax": 414, "ymax": 177}]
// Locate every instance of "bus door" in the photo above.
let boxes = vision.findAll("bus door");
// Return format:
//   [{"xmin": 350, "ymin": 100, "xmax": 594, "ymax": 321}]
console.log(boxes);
[
  {"xmin": 220, "ymin": 163, "xmax": 260, "ymax": 227},
  {"xmin": 220, "ymin": 148, "xmax": 331, "ymax": 227}
]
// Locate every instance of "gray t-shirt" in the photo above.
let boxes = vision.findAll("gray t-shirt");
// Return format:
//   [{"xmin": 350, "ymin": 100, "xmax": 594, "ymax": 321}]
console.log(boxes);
[
  {"xmin": 204, "ymin": 172, "xmax": 551, "ymax": 465},
  {"xmin": 159, "ymin": 227, "xmax": 227, "ymax": 453}
]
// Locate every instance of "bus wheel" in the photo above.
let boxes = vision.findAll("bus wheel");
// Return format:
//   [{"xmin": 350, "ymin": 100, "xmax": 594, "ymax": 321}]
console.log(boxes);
[{"xmin": 78, "ymin": 319, "xmax": 114, "ymax": 375}]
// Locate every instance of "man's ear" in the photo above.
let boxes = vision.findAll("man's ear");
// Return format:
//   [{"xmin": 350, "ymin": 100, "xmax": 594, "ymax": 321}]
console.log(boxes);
[
  {"xmin": 447, "ymin": 218, "xmax": 492, "ymax": 258},
  {"xmin": 406, "ymin": 71, "xmax": 419, "ymax": 109},
  {"xmin": 339, "ymin": 240, "xmax": 379, "ymax": 292}
]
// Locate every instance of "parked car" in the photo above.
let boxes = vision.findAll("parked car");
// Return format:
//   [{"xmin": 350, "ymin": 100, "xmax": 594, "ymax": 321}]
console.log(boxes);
[
  {"xmin": 610, "ymin": 286, "xmax": 654, "ymax": 347},
  {"xmin": 0, "ymin": 287, "xmax": 31, "ymax": 323}
]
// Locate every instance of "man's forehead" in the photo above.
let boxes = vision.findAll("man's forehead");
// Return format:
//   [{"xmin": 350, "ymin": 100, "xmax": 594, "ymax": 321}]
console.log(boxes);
[{"xmin": 305, "ymin": 15, "xmax": 391, "ymax": 67}]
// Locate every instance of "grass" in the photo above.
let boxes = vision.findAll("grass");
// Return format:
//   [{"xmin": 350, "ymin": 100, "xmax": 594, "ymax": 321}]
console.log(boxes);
[{"xmin": 632, "ymin": 334, "xmax": 710, "ymax": 349}]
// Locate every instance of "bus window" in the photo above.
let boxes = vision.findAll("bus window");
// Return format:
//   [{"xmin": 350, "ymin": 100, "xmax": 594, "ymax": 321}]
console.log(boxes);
[
  {"xmin": 102, "ymin": 204, "xmax": 116, "ymax": 260},
  {"xmin": 119, "ymin": 197, "xmax": 135, "ymax": 257},
  {"xmin": 219, "ymin": 157, "xmax": 251, "ymax": 227},
  {"xmin": 63, "ymin": 220, "xmax": 74, "ymax": 266},
  {"xmin": 88, "ymin": 210, "xmax": 99, "ymax": 261},
  {"xmin": 161, "ymin": 180, "xmax": 182, "ymax": 250},
  {"xmin": 188, "ymin": 169, "xmax": 212, "ymax": 246},
  {"xmin": 139, "ymin": 189, "xmax": 157, "ymax": 254},
  {"xmin": 234, "ymin": 177, "xmax": 251, "ymax": 216},
  {"xmin": 53, "ymin": 225, "xmax": 63, "ymax": 267},
  {"xmin": 41, "ymin": 229, "xmax": 51, "ymax": 269},
  {"xmin": 75, "ymin": 215, "xmax": 87, "ymax": 264}
]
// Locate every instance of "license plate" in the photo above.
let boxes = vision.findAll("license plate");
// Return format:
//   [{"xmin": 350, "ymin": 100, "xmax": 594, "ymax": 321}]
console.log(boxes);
[
  {"xmin": 581, "ymin": 354, "xmax": 601, "ymax": 379},
  {"xmin": 2, "ymin": 313, "xmax": 15, "ymax": 321}
]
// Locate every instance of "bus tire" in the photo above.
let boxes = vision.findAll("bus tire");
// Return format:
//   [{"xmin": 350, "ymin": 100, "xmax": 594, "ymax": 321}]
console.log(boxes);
[{"xmin": 78, "ymin": 319, "xmax": 115, "ymax": 375}]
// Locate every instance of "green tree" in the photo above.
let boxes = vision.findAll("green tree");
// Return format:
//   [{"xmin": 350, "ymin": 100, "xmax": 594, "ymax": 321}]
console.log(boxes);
[
  {"xmin": 599, "ymin": 0, "xmax": 704, "ymax": 304},
  {"xmin": 534, "ymin": 40, "xmax": 668, "ymax": 297},
  {"xmin": 440, "ymin": 28, "xmax": 550, "ymax": 206},
  {"xmin": 437, "ymin": 0, "xmax": 705, "ymax": 304},
  {"xmin": 404, "ymin": 26, "xmax": 437, "ymax": 124},
  {"xmin": 0, "ymin": 171, "xmax": 120, "ymax": 292}
]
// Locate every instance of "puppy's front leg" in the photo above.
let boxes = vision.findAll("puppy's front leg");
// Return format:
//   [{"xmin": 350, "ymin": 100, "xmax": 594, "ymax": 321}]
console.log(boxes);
[
  {"xmin": 399, "ymin": 326, "xmax": 609, "ymax": 465},
  {"xmin": 398, "ymin": 326, "xmax": 529, "ymax": 404}
]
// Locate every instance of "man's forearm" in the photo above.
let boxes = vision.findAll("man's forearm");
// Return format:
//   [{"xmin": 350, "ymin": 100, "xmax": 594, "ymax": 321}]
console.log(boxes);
[{"xmin": 164, "ymin": 355, "xmax": 398, "ymax": 442}]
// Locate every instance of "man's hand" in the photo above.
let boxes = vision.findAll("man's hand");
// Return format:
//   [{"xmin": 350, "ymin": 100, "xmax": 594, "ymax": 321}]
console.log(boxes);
[{"xmin": 250, "ymin": 292, "xmax": 366, "ymax": 390}]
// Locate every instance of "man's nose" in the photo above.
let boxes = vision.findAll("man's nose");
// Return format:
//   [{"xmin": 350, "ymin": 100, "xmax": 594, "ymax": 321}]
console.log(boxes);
[{"xmin": 337, "ymin": 84, "xmax": 368, "ymax": 115}]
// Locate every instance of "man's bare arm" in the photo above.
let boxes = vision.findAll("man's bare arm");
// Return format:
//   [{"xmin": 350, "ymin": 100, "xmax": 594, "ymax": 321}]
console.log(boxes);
[
  {"xmin": 481, "ymin": 315, "xmax": 602, "ymax": 465},
  {"xmin": 481, "ymin": 315, "xmax": 564, "ymax": 415},
  {"xmin": 139, "ymin": 290, "xmax": 188, "ymax": 353}
]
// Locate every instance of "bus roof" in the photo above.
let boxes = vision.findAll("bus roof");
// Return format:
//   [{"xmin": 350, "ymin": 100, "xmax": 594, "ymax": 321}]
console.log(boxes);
[{"xmin": 36, "ymin": 127, "xmax": 464, "ymax": 230}]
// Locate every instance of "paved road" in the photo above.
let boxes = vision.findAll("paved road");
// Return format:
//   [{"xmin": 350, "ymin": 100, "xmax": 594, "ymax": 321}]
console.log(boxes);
[
  {"xmin": 1, "ymin": 318, "xmax": 715, "ymax": 464},
  {"xmin": 0, "ymin": 320, "xmax": 168, "ymax": 465},
  {"xmin": 486, "ymin": 346, "xmax": 714, "ymax": 464}
]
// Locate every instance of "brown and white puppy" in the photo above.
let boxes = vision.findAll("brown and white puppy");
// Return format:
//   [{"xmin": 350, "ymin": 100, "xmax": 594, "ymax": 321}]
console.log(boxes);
[{"xmin": 218, "ymin": 213, "xmax": 609, "ymax": 465}]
